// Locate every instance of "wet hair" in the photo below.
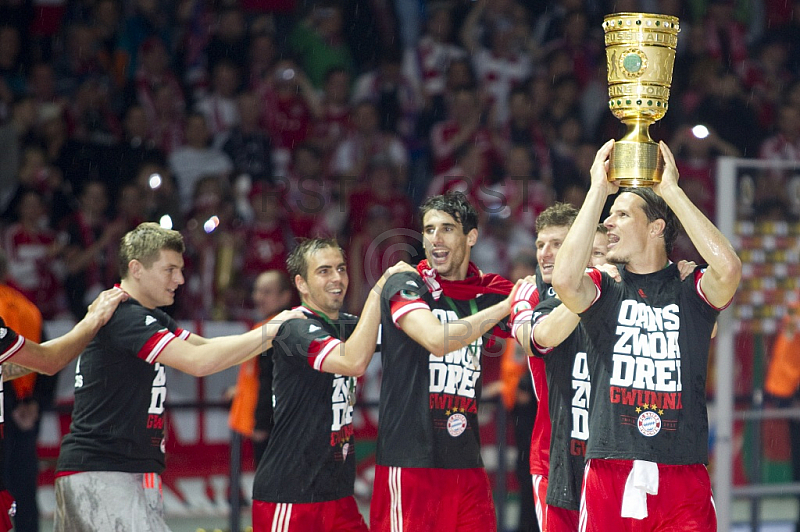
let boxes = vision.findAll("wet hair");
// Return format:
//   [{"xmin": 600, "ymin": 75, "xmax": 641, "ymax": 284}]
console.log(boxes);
[
  {"xmin": 286, "ymin": 238, "xmax": 345, "ymax": 285},
  {"xmin": 535, "ymin": 202, "xmax": 579, "ymax": 233},
  {"xmin": 620, "ymin": 187, "xmax": 681, "ymax": 255},
  {"xmin": 118, "ymin": 222, "xmax": 185, "ymax": 278},
  {"xmin": 419, "ymin": 191, "xmax": 479, "ymax": 234}
]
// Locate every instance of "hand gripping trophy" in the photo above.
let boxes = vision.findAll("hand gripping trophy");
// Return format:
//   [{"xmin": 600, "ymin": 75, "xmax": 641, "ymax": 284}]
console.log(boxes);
[{"xmin": 604, "ymin": 13, "xmax": 680, "ymax": 186}]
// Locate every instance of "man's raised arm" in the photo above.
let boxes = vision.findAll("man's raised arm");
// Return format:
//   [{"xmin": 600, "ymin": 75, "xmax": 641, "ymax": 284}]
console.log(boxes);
[
  {"xmin": 319, "ymin": 262, "xmax": 417, "ymax": 377},
  {"xmin": 656, "ymin": 141, "xmax": 742, "ymax": 308},
  {"xmin": 552, "ymin": 139, "xmax": 617, "ymax": 313}
]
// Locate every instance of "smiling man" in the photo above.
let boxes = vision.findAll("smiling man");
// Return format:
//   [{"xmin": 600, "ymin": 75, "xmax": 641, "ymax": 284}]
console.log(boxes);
[
  {"xmin": 371, "ymin": 192, "xmax": 517, "ymax": 532},
  {"xmin": 508, "ymin": 202, "xmax": 583, "ymax": 531},
  {"xmin": 551, "ymin": 140, "xmax": 741, "ymax": 530},
  {"xmin": 251, "ymin": 238, "xmax": 413, "ymax": 531},
  {"xmin": 54, "ymin": 222, "xmax": 303, "ymax": 532}
]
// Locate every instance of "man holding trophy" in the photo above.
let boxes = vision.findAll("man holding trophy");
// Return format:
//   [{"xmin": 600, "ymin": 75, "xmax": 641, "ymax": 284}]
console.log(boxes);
[{"xmin": 542, "ymin": 12, "xmax": 741, "ymax": 530}]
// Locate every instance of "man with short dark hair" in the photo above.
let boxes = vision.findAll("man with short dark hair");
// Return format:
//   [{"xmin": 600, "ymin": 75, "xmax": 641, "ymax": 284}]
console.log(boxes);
[
  {"xmin": 552, "ymin": 140, "xmax": 741, "ymax": 529},
  {"xmin": 371, "ymin": 192, "xmax": 517, "ymax": 532},
  {"xmin": 510, "ymin": 215, "xmax": 696, "ymax": 531},
  {"xmin": 252, "ymin": 238, "xmax": 412, "ymax": 531}
]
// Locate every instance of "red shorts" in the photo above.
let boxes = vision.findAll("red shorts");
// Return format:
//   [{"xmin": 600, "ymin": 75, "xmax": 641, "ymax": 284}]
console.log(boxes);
[
  {"xmin": 252, "ymin": 496, "xmax": 367, "ymax": 532},
  {"xmin": 370, "ymin": 465, "xmax": 497, "ymax": 532},
  {"xmin": 0, "ymin": 490, "xmax": 13, "ymax": 532},
  {"xmin": 533, "ymin": 474, "xmax": 579, "ymax": 532},
  {"xmin": 532, "ymin": 474, "xmax": 547, "ymax": 530},
  {"xmin": 580, "ymin": 459, "xmax": 716, "ymax": 532}
]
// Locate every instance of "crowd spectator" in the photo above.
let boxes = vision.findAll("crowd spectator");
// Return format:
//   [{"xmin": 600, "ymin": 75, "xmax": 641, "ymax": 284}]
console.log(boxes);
[
  {"xmin": 330, "ymin": 100, "xmax": 408, "ymax": 181},
  {"xmin": 60, "ymin": 181, "xmax": 125, "ymax": 319},
  {"xmin": 27, "ymin": 62, "xmax": 67, "ymax": 109},
  {"xmin": 0, "ymin": 0, "xmax": 795, "ymax": 525},
  {"xmin": 135, "ymin": 37, "xmax": 185, "ymax": 128},
  {"xmin": 197, "ymin": 60, "xmax": 242, "ymax": 147},
  {"xmin": 412, "ymin": 4, "xmax": 467, "ymax": 116},
  {"xmin": 0, "ymin": 97, "xmax": 37, "ymax": 211},
  {"xmin": 240, "ymin": 183, "xmax": 293, "ymax": 290},
  {"xmin": 116, "ymin": 0, "xmax": 174, "ymax": 83},
  {"xmin": 2, "ymin": 189, "xmax": 65, "ymax": 319},
  {"xmin": 134, "ymin": 161, "xmax": 183, "ymax": 227},
  {"xmin": 352, "ymin": 50, "xmax": 421, "ymax": 141},
  {"xmin": 258, "ymin": 59, "xmax": 316, "ymax": 176},
  {"xmin": 284, "ymin": 142, "xmax": 346, "ymax": 238},
  {"xmin": 245, "ymin": 32, "xmax": 279, "ymax": 90},
  {"xmin": 178, "ymin": 175, "xmax": 236, "ymax": 319},
  {"xmin": 223, "ymin": 91, "xmax": 274, "ymax": 184},
  {"xmin": 310, "ymin": 67, "xmax": 351, "ymax": 156},
  {"xmin": 288, "ymin": 3, "xmax": 354, "ymax": 89},
  {"xmin": 168, "ymin": 112, "xmax": 233, "ymax": 210},
  {"xmin": 461, "ymin": 0, "xmax": 532, "ymax": 126},
  {"xmin": 0, "ymin": 25, "xmax": 26, "ymax": 115},
  {"xmin": 205, "ymin": 6, "xmax": 248, "ymax": 74},
  {"xmin": 104, "ymin": 104, "xmax": 166, "ymax": 196},
  {"xmin": 148, "ymin": 82, "xmax": 185, "ymax": 155},
  {"xmin": 430, "ymin": 84, "xmax": 496, "ymax": 176}
]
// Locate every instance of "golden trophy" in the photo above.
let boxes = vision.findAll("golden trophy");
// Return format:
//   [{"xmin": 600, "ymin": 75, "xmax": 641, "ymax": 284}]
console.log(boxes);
[{"xmin": 604, "ymin": 13, "xmax": 680, "ymax": 186}]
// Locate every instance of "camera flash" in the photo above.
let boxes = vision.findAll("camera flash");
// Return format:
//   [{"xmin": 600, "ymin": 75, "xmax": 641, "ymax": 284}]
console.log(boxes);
[{"xmin": 691, "ymin": 125, "xmax": 709, "ymax": 139}]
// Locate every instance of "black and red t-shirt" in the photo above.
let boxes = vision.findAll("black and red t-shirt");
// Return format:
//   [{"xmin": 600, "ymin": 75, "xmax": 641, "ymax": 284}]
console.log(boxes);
[
  {"xmin": 376, "ymin": 271, "xmax": 507, "ymax": 469},
  {"xmin": 56, "ymin": 298, "xmax": 190, "ymax": 474},
  {"xmin": 579, "ymin": 264, "xmax": 721, "ymax": 465},
  {"xmin": 252, "ymin": 309, "xmax": 361, "ymax": 503},
  {"xmin": 530, "ymin": 297, "xmax": 591, "ymax": 511},
  {"xmin": 0, "ymin": 318, "xmax": 24, "ymax": 491},
  {"xmin": 517, "ymin": 268, "xmax": 555, "ymax": 478}
]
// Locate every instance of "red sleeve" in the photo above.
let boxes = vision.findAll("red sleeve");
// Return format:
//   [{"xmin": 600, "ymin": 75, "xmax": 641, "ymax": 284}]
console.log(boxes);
[
  {"xmin": 307, "ymin": 337, "xmax": 344, "ymax": 371},
  {"xmin": 510, "ymin": 283, "xmax": 538, "ymax": 340},
  {"xmin": 586, "ymin": 268, "xmax": 603, "ymax": 308},
  {"xmin": 693, "ymin": 268, "xmax": 733, "ymax": 311},
  {"xmin": 390, "ymin": 294, "xmax": 431, "ymax": 327},
  {"xmin": 0, "ymin": 335, "xmax": 25, "ymax": 364},
  {"xmin": 138, "ymin": 328, "xmax": 191, "ymax": 364},
  {"xmin": 138, "ymin": 330, "xmax": 178, "ymax": 364}
]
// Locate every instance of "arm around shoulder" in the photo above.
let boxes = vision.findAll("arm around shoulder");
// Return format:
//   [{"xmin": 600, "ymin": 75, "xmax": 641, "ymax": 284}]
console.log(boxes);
[
  {"xmin": 320, "ymin": 261, "xmax": 419, "ymax": 376},
  {"xmin": 532, "ymin": 304, "xmax": 581, "ymax": 349},
  {"xmin": 157, "ymin": 309, "xmax": 305, "ymax": 377},
  {"xmin": 397, "ymin": 291, "xmax": 512, "ymax": 357},
  {"xmin": 10, "ymin": 287, "xmax": 128, "ymax": 375}
]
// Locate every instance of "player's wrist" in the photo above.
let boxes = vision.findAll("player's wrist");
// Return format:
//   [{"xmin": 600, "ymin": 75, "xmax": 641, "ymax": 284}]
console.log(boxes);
[
  {"xmin": 511, "ymin": 280, "xmax": 536, "ymax": 307},
  {"xmin": 77, "ymin": 314, "xmax": 103, "ymax": 337}
]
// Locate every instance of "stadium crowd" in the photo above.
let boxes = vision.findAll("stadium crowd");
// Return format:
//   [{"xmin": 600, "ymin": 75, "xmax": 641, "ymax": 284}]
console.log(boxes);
[{"xmin": 0, "ymin": 0, "xmax": 797, "ymax": 321}]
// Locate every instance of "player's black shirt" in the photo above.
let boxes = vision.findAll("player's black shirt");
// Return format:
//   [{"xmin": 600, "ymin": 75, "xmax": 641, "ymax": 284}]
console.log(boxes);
[
  {"xmin": 253, "ymin": 309, "xmax": 361, "ymax": 503},
  {"xmin": 0, "ymin": 318, "xmax": 24, "ymax": 491},
  {"xmin": 376, "ymin": 271, "xmax": 507, "ymax": 469},
  {"xmin": 531, "ymin": 297, "xmax": 590, "ymax": 511},
  {"xmin": 57, "ymin": 298, "xmax": 190, "ymax": 474},
  {"xmin": 580, "ymin": 264, "xmax": 720, "ymax": 465}
]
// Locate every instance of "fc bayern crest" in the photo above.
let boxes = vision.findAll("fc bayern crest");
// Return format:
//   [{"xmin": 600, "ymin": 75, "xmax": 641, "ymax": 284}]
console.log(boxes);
[
  {"xmin": 637, "ymin": 411, "xmax": 662, "ymax": 437},
  {"xmin": 447, "ymin": 413, "xmax": 467, "ymax": 437}
]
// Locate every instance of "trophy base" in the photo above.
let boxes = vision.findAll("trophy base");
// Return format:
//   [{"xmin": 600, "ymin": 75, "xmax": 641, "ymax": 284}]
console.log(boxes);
[{"xmin": 608, "ymin": 140, "xmax": 664, "ymax": 187}]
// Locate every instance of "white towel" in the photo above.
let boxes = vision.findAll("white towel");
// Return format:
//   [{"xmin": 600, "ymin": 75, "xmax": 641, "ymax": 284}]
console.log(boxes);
[{"xmin": 621, "ymin": 460, "xmax": 659, "ymax": 519}]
